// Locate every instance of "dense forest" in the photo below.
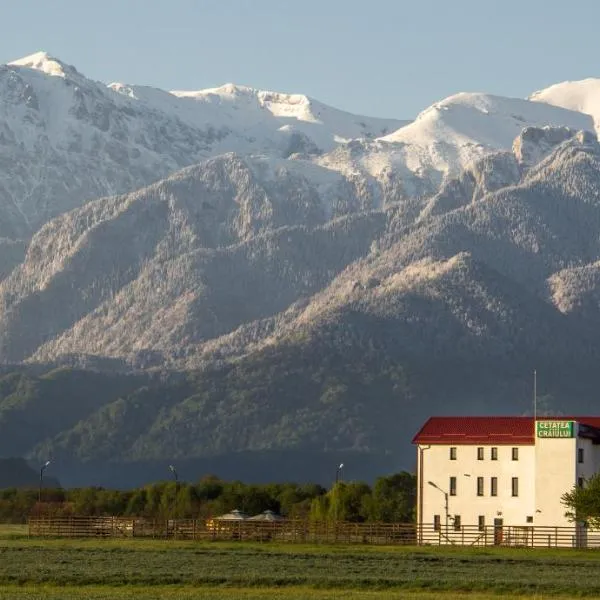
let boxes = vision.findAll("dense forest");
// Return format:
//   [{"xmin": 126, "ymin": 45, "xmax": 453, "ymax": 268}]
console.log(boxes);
[
  {"xmin": 0, "ymin": 472, "xmax": 416, "ymax": 524},
  {"xmin": 1, "ymin": 357, "xmax": 598, "ymax": 488}
]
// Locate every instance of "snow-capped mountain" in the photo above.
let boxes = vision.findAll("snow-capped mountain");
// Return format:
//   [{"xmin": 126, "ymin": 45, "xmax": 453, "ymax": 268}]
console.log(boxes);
[
  {"xmin": 317, "ymin": 93, "xmax": 593, "ymax": 200},
  {"xmin": 6, "ymin": 51, "xmax": 600, "ymax": 478},
  {"xmin": 1, "ymin": 51, "xmax": 598, "ymax": 243},
  {"xmin": 0, "ymin": 51, "xmax": 404, "ymax": 236}
]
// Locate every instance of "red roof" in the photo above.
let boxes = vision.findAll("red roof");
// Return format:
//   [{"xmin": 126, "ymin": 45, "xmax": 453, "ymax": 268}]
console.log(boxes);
[{"xmin": 412, "ymin": 416, "xmax": 600, "ymax": 445}]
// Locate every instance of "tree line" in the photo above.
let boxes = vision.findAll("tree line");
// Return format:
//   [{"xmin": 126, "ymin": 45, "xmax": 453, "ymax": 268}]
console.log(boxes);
[{"xmin": 0, "ymin": 472, "xmax": 416, "ymax": 524}]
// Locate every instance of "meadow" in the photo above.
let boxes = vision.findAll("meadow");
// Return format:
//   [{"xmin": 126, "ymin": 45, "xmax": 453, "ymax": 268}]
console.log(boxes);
[{"xmin": 1, "ymin": 527, "xmax": 600, "ymax": 599}]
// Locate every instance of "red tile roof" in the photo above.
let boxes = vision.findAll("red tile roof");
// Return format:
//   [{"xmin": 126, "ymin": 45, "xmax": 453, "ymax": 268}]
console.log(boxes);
[{"xmin": 412, "ymin": 416, "xmax": 600, "ymax": 445}]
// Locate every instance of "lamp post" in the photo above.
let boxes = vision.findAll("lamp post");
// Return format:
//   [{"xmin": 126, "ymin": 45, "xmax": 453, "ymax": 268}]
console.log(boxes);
[
  {"xmin": 169, "ymin": 464, "xmax": 179, "ymax": 520},
  {"xmin": 428, "ymin": 480, "xmax": 449, "ymax": 538},
  {"xmin": 335, "ymin": 463, "xmax": 344, "ymax": 484},
  {"xmin": 168, "ymin": 465, "xmax": 179, "ymax": 538},
  {"xmin": 39, "ymin": 460, "xmax": 51, "ymax": 505}
]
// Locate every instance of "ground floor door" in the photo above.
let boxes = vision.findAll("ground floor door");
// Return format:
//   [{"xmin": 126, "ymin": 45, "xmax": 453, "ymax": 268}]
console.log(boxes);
[{"xmin": 493, "ymin": 518, "xmax": 503, "ymax": 545}]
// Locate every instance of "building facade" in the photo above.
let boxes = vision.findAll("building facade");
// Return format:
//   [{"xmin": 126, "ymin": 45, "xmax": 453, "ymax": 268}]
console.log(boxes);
[{"xmin": 413, "ymin": 417, "xmax": 600, "ymax": 541}]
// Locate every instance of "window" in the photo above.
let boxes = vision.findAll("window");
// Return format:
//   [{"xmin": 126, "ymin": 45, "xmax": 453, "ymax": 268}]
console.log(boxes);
[
  {"xmin": 578, "ymin": 448, "xmax": 584, "ymax": 464},
  {"xmin": 491, "ymin": 477, "xmax": 498, "ymax": 496},
  {"xmin": 450, "ymin": 447, "xmax": 457, "ymax": 460},
  {"xmin": 477, "ymin": 447, "xmax": 484, "ymax": 460},
  {"xmin": 433, "ymin": 514, "xmax": 441, "ymax": 531},
  {"xmin": 578, "ymin": 477, "xmax": 585, "ymax": 488},
  {"xmin": 453, "ymin": 515, "xmax": 461, "ymax": 531},
  {"xmin": 477, "ymin": 476, "xmax": 484, "ymax": 496},
  {"xmin": 512, "ymin": 447, "xmax": 519, "ymax": 461},
  {"xmin": 478, "ymin": 515, "xmax": 485, "ymax": 531},
  {"xmin": 449, "ymin": 476, "xmax": 457, "ymax": 496},
  {"xmin": 526, "ymin": 516, "xmax": 533, "ymax": 523},
  {"xmin": 512, "ymin": 477, "xmax": 519, "ymax": 497},
  {"xmin": 491, "ymin": 447, "xmax": 498, "ymax": 460}
]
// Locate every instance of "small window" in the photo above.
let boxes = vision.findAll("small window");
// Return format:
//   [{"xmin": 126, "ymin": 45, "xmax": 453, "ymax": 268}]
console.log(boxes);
[
  {"xmin": 453, "ymin": 515, "xmax": 461, "ymax": 531},
  {"xmin": 433, "ymin": 514, "xmax": 441, "ymax": 531},
  {"xmin": 491, "ymin": 477, "xmax": 498, "ymax": 497},
  {"xmin": 450, "ymin": 447, "xmax": 457, "ymax": 460},
  {"xmin": 578, "ymin": 477, "xmax": 585, "ymax": 488},
  {"xmin": 478, "ymin": 515, "xmax": 485, "ymax": 531},
  {"xmin": 449, "ymin": 476, "xmax": 457, "ymax": 496},
  {"xmin": 512, "ymin": 447, "xmax": 519, "ymax": 461},
  {"xmin": 578, "ymin": 448, "xmax": 584, "ymax": 464},
  {"xmin": 477, "ymin": 447, "xmax": 484, "ymax": 460},
  {"xmin": 491, "ymin": 447, "xmax": 498, "ymax": 461},
  {"xmin": 512, "ymin": 477, "xmax": 519, "ymax": 497},
  {"xmin": 477, "ymin": 476, "xmax": 484, "ymax": 496},
  {"xmin": 526, "ymin": 516, "xmax": 533, "ymax": 523}
]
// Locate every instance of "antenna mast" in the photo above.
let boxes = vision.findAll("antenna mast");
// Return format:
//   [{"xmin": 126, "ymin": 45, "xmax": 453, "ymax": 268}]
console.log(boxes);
[{"xmin": 533, "ymin": 369, "xmax": 537, "ymax": 422}]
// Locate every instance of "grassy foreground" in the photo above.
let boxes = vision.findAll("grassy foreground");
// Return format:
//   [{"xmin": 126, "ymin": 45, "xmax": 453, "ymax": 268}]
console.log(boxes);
[
  {"xmin": 0, "ymin": 588, "xmax": 586, "ymax": 600},
  {"xmin": 2, "ymin": 534, "xmax": 600, "ymax": 598}
]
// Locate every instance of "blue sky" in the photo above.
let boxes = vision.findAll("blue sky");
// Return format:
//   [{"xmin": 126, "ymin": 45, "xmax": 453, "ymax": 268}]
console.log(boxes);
[{"xmin": 2, "ymin": 0, "xmax": 598, "ymax": 119}]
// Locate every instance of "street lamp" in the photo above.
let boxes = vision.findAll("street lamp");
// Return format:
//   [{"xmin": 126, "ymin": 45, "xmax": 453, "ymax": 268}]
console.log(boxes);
[
  {"xmin": 335, "ymin": 463, "xmax": 344, "ymax": 484},
  {"xmin": 39, "ymin": 460, "xmax": 51, "ymax": 505},
  {"xmin": 169, "ymin": 465, "xmax": 179, "ymax": 522},
  {"xmin": 428, "ymin": 480, "xmax": 449, "ymax": 537}
]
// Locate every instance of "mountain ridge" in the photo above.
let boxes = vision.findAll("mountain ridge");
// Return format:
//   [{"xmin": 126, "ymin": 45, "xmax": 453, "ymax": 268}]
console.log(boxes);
[{"xmin": 2, "ymin": 54, "xmax": 600, "ymax": 482}]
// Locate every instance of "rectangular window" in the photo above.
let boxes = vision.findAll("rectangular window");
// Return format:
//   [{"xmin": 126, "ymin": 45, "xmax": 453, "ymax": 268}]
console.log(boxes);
[
  {"xmin": 449, "ymin": 476, "xmax": 457, "ymax": 496},
  {"xmin": 477, "ymin": 476, "xmax": 484, "ymax": 496},
  {"xmin": 578, "ymin": 448, "xmax": 584, "ymax": 464},
  {"xmin": 491, "ymin": 447, "xmax": 498, "ymax": 460},
  {"xmin": 433, "ymin": 514, "xmax": 441, "ymax": 531},
  {"xmin": 578, "ymin": 477, "xmax": 585, "ymax": 488},
  {"xmin": 454, "ymin": 515, "xmax": 461, "ymax": 530},
  {"xmin": 450, "ymin": 447, "xmax": 457, "ymax": 460},
  {"xmin": 478, "ymin": 515, "xmax": 485, "ymax": 531},
  {"xmin": 512, "ymin": 447, "xmax": 519, "ymax": 461},
  {"xmin": 512, "ymin": 477, "xmax": 519, "ymax": 497},
  {"xmin": 526, "ymin": 516, "xmax": 533, "ymax": 523},
  {"xmin": 491, "ymin": 477, "xmax": 498, "ymax": 497},
  {"xmin": 477, "ymin": 447, "xmax": 484, "ymax": 460}
]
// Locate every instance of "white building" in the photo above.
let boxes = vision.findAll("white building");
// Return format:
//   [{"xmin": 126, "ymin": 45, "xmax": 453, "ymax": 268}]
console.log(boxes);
[{"xmin": 413, "ymin": 416, "xmax": 600, "ymax": 545}]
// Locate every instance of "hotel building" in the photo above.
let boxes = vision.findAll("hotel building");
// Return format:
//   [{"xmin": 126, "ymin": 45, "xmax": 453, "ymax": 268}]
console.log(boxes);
[{"xmin": 413, "ymin": 416, "xmax": 600, "ymax": 541}]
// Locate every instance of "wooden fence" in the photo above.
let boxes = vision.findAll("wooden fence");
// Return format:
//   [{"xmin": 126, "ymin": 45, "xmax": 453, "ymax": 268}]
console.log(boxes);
[{"xmin": 26, "ymin": 517, "xmax": 600, "ymax": 548}]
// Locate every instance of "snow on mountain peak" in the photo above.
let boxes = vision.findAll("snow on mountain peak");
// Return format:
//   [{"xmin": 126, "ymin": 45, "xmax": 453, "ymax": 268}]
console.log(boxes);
[
  {"xmin": 530, "ymin": 78, "xmax": 600, "ymax": 135},
  {"xmin": 364, "ymin": 91, "xmax": 594, "ymax": 183},
  {"xmin": 8, "ymin": 51, "xmax": 73, "ymax": 78}
]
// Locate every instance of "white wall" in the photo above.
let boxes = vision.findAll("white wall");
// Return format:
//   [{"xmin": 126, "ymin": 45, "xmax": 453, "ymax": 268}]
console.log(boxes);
[
  {"xmin": 534, "ymin": 433, "xmax": 576, "ymax": 526},
  {"xmin": 418, "ymin": 443, "xmax": 535, "ymax": 529}
]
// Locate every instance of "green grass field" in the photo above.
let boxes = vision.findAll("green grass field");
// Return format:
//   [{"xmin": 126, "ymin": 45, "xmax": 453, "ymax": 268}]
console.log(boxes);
[{"xmin": 1, "ymin": 532, "xmax": 600, "ymax": 599}]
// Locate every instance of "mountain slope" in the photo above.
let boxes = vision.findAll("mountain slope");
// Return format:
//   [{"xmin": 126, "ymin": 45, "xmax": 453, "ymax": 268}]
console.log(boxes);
[
  {"xmin": 0, "ymin": 153, "xmax": 387, "ymax": 364},
  {"xmin": 0, "ymin": 127, "xmax": 598, "ymax": 372},
  {"xmin": 25, "ymin": 252, "xmax": 600, "ymax": 467}
]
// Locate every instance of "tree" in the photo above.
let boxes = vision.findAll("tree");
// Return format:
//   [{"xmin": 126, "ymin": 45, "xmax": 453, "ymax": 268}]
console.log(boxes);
[
  {"xmin": 368, "ymin": 472, "xmax": 416, "ymax": 523},
  {"xmin": 562, "ymin": 474, "xmax": 600, "ymax": 527}
]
